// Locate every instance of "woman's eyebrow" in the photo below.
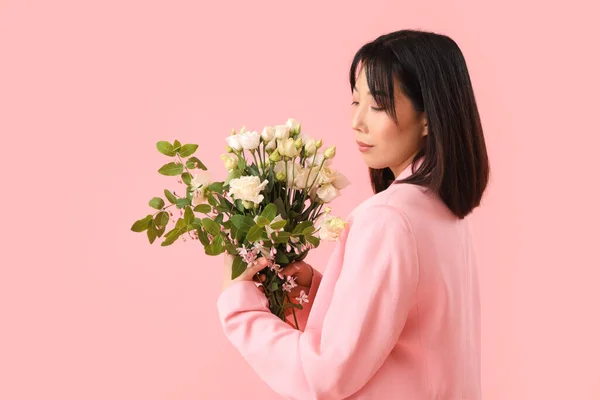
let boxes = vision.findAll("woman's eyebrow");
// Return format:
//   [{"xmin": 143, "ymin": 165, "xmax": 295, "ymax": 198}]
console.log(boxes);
[{"xmin": 352, "ymin": 87, "xmax": 383, "ymax": 96}]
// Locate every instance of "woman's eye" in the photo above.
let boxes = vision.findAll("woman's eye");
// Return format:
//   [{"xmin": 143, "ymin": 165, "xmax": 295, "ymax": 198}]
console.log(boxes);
[
  {"xmin": 371, "ymin": 106, "xmax": 384, "ymax": 111},
  {"xmin": 351, "ymin": 101, "xmax": 358, "ymax": 106}
]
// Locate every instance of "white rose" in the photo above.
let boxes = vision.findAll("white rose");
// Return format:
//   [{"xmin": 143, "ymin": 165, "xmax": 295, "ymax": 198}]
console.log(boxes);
[
  {"xmin": 239, "ymin": 130, "xmax": 261, "ymax": 151},
  {"xmin": 318, "ymin": 214, "xmax": 347, "ymax": 241},
  {"xmin": 220, "ymin": 153, "xmax": 238, "ymax": 171},
  {"xmin": 227, "ymin": 176, "xmax": 269, "ymax": 204},
  {"xmin": 261, "ymin": 126, "xmax": 276, "ymax": 142},
  {"xmin": 274, "ymin": 124, "xmax": 291, "ymax": 140},
  {"xmin": 190, "ymin": 170, "xmax": 212, "ymax": 190},
  {"xmin": 318, "ymin": 166, "xmax": 350, "ymax": 190},
  {"xmin": 316, "ymin": 183, "xmax": 340, "ymax": 203},
  {"xmin": 286, "ymin": 118, "xmax": 301, "ymax": 134},
  {"xmin": 304, "ymin": 138, "xmax": 317, "ymax": 156},
  {"xmin": 274, "ymin": 160, "xmax": 299, "ymax": 187},
  {"xmin": 294, "ymin": 165, "xmax": 320, "ymax": 189},
  {"xmin": 277, "ymin": 138, "xmax": 298, "ymax": 158},
  {"xmin": 265, "ymin": 138, "xmax": 277, "ymax": 151},
  {"xmin": 190, "ymin": 171, "xmax": 212, "ymax": 206},
  {"xmin": 226, "ymin": 134, "xmax": 243, "ymax": 151}
]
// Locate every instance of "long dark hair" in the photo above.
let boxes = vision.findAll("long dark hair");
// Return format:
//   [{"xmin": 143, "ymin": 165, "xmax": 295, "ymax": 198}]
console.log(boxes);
[{"xmin": 349, "ymin": 29, "xmax": 490, "ymax": 219}]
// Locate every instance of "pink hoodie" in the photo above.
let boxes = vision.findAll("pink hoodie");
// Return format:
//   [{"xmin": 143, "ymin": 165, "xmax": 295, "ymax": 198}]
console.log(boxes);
[{"xmin": 217, "ymin": 159, "xmax": 482, "ymax": 399}]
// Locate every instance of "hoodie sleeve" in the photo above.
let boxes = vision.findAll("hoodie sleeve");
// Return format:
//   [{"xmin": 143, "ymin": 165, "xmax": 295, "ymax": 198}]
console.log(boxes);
[{"xmin": 216, "ymin": 204, "xmax": 419, "ymax": 400}]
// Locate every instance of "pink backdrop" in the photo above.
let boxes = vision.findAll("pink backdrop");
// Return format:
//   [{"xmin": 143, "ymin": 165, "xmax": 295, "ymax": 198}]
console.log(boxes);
[{"xmin": 1, "ymin": 0, "xmax": 598, "ymax": 399}]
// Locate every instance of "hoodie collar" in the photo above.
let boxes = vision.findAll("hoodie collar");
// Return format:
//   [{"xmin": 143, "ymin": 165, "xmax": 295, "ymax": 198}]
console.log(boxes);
[{"xmin": 394, "ymin": 156, "xmax": 424, "ymax": 181}]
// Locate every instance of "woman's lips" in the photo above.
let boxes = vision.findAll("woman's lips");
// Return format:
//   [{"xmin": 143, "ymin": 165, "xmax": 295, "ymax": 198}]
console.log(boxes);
[{"xmin": 357, "ymin": 141, "xmax": 374, "ymax": 152}]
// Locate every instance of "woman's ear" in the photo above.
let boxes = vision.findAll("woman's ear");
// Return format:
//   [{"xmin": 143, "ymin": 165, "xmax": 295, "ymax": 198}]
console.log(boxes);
[{"xmin": 420, "ymin": 114, "xmax": 428, "ymax": 138}]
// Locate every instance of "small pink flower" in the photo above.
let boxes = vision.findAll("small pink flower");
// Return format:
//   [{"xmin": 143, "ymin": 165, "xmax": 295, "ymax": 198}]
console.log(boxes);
[
  {"xmin": 295, "ymin": 290, "xmax": 309, "ymax": 304},
  {"xmin": 286, "ymin": 275, "xmax": 298, "ymax": 289},
  {"xmin": 270, "ymin": 263, "xmax": 282, "ymax": 273}
]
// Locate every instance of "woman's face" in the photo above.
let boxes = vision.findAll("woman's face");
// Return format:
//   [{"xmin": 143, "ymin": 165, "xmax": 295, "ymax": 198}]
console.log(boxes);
[{"xmin": 351, "ymin": 65, "xmax": 427, "ymax": 179}]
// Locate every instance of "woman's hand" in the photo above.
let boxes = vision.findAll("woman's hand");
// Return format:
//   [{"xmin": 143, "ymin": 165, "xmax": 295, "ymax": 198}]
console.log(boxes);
[
  {"xmin": 254, "ymin": 260, "xmax": 314, "ymax": 316},
  {"xmin": 222, "ymin": 254, "xmax": 269, "ymax": 292}
]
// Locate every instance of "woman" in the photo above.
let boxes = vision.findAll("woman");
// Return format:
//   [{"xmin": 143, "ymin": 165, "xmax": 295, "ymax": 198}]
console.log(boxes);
[{"xmin": 217, "ymin": 29, "xmax": 489, "ymax": 399}]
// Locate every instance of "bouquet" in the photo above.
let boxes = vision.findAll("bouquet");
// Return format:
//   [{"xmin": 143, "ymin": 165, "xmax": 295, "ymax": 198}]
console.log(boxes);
[{"xmin": 131, "ymin": 118, "xmax": 349, "ymax": 329}]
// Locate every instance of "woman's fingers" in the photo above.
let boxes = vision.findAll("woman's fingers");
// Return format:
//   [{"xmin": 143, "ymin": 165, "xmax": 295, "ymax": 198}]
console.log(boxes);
[
  {"xmin": 240, "ymin": 258, "xmax": 268, "ymax": 282},
  {"xmin": 280, "ymin": 263, "xmax": 300, "ymax": 277}
]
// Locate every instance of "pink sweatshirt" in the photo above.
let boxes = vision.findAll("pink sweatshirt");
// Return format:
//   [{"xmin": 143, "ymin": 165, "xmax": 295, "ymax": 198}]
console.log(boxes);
[{"xmin": 217, "ymin": 159, "xmax": 482, "ymax": 399}]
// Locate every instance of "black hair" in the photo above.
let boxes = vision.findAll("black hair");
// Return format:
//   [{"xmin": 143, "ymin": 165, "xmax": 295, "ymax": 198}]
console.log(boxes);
[{"xmin": 349, "ymin": 29, "xmax": 490, "ymax": 219}]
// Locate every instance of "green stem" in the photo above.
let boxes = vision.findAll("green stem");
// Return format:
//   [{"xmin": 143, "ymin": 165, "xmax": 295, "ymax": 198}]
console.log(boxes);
[
  {"xmin": 251, "ymin": 150, "xmax": 262, "ymax": 180},
  {"xmin": 286, "ymin": 293, "xmax": 299, "ymax": 330}
]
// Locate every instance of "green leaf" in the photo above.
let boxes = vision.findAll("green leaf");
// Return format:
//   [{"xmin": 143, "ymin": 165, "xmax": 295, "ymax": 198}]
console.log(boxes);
[
  {"xmin": 179, "ymin": 144, "xmax": 198, "ymax": 157},
  {"xmin": 147, "ymin": 220, "xmax": 158, "ymax": 244},
  {"xmin": 131, "ymin": 215, "xmax": 152, "ymax": 232},
  {"xmin": 161, "ymin": 227, "xmax": 182, "ymax": 246},
  {"xmin": 270, "ymin": 219, "xmax": 287, "ymax": 230},
  {"xmin": 175, "ymin": 198, "xmax": 192, "ymax": 208},
  {"xmin": 155, "ymin": 212, "xmax": 169, "ymax": 237},
  {"xmin": 194, "ymin": 204, "xmax": 212, "ymax": 213},
  {"xmin": 184, "ymin": 206, "xmax": 195, "ymax": 224},
  {"xmin": 275, "ymin": 252, "xmax": 290, "ymax": 265},
  {"xmin": 201, "ymin": 218, "xmax": 220, "ymax": 236},
  {"xmin": 231, "ymin": 256, "xmax": 246, "ymax": 280},
  {"xmin": 175, "ymin": 218, "xmax": 186, "ymax": 230},
  {"xmin": 274, "ymin": 198, "xmax": 288, "ymax": 220},
  {"xmin": 255, "ymin": 216, "xmax": 270, "ymax": 227},
  {"xmin": 208, "ymin": 182, "xmax": 224, "ymax": 193},
  {"xmin": 224, "ymin": 243, "xmax": 237, "ymax": 254},
  {"xmin": 173, "ymin": 140, "xmax": 182, "ymax": 152},
  {"xmin": 158, "ymin": 162, "xmax": 184, "ymax": 176},
  {"xmin": 157, "ymin": 141, "xmax": 176, "ymax": 156},
  {"xmin": 237, "ymin": 156, "xmax": 247, "ymax": 171},
  {"xmin": 293, "ymin": 221, "xmax": 313, "ymax": 235},
  {"xmin": 273, "ymin": 232, "xmax": 291, "ymax": 243},
  {"xmin": 217, "ymin": 195, "xmax": 233, "ymax": 211},
  {"xmin": 302, "ymin": 226, "xmax": 316, "ymax": 236},
  {"xmin": 164, "ymin": 189, "xmax": 177, "ymax": 204},
  {"xmin": 234, "ymin": 199, "xmax": 245, "ymax": 213},
  {"xmin": 231, "ymin": 215, "xmax": 255, "ymax": 232},
  {"xmin": 207, "ymin": 194, "xmax": 218, "ymax": 207},
  {"xmin": 261, "ymin": 203, "xmax": 277, "ymax": 221},
  {"xmin": 181, "ymin": 172, "xmax": 192, "ymax": 185},
  {"xmin": 247, "ymin": 165, "xmax": 260, "ymax": 176},
  {"xmin": 305, "ymin": 235, "xmax": 320, "ymax": 247},
  {"xmin": 225, "ymin": 169, "xmax": 242, "ymax": 186},
  {"xmin": 148, "ymin": 197, "xmax": 165, "ymax": 210},
  {"xmin": 247, "ymin": 225, "xmax": 264, "ymax": 243},
  {"xmin": 230, "ymin": 225, "xmax": 245, "ymax": 243},
  {"xmin": 188, "ymin": 156, "xmax": 207, "ymax": 170},
  {"xmin": 206, "ymin": 236, "xmax": 224, "ymax": 256},
  {"xmin": 197, "ymin": 228, "xmax": 210, "ymax": 246}
]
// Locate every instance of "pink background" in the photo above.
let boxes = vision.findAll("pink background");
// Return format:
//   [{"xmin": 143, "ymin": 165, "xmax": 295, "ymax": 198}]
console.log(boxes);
[{"xmin": 1, "ymin": 0, "xmax": 598, "ymax": 399}]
